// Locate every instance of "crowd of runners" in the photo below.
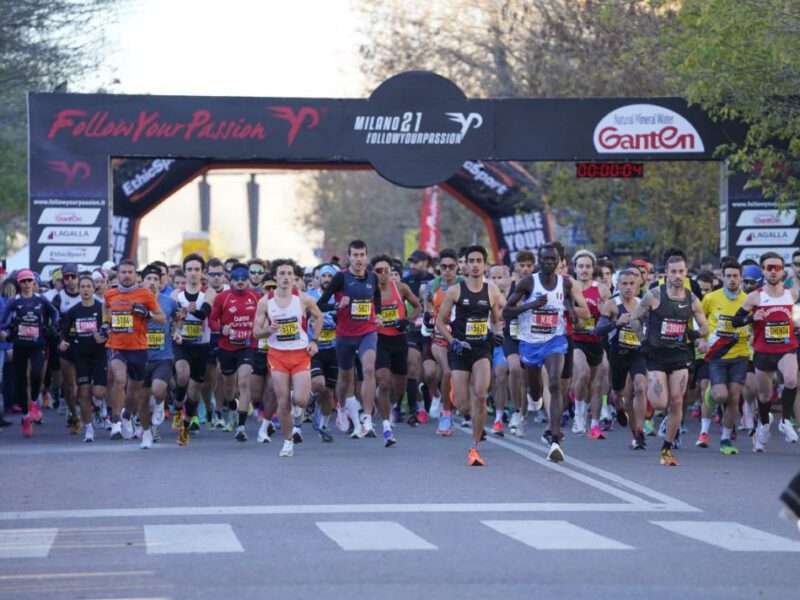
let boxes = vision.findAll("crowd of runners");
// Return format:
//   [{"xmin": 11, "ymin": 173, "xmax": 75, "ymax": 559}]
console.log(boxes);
[{"xmin": 1, "ymin": 240, "xmax": 799, "ymax": 467}]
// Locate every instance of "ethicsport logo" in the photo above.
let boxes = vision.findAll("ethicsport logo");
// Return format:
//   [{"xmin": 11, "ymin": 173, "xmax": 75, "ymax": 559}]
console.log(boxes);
[{"xmin": 593, "ymin": 104, "xmax": 704, "ymax": 153}]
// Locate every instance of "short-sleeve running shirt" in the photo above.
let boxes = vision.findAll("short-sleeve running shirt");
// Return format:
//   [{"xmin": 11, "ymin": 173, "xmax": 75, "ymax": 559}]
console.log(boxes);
[{"xmin": 104, "ymin": 288, "xmax": 160, "ymax": 351}]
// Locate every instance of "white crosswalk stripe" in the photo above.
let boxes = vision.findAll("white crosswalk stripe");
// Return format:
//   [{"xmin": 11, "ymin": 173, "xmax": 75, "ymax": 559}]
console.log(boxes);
[
  {"xmin": 651, "ymin": 521, "xmax": 800, "ymax": 552},
  {"xmin": 316, "ymin": 521, "xmax": 437, "ymax": 551},
  {"xmin": 143, "ymin": 524, "xmax": 244, "ymax": 554},
  {"xmin": 482, "ymin": 520, "xmax": 633, "ymax": 550},
  {"xmin": 0, "ymin": 528, "xmax": 58, "ymax": 558}
]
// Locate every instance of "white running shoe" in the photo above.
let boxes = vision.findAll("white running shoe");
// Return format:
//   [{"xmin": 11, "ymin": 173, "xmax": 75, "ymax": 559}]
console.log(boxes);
[
  {"xmin": 514, "ymin": 420, "xmax": 526, "ymax": 438},
  {"xmin": 572, "ymin": 415, "xmax": 586, "ymax": 435},
  {"xmin": 151, "ymin": 399, "xmax": 165, "ymax": 426},
  {"xmin": 530, "ymin": 393, "xmax": 543, "ymax": 412},
  {"xmin": 279, "ymin": 439, "xmax": 294, "ymax": 457},
  {"xmin": 121, "ymin": 418, "xmax": 134, "ymax": 440},
  {"xmin": 109, "ymin": 421, "xmax": 123, "ymax": 440},
  {"xmin": 336, "ymin": 407, "xmax": 349, "ymax": 432},
  {"xmin": 756, "ymin": 413, "xmax": 773, "ymax": 447},
  {"xmin": 778, "ymin": 418, "xmax": 798, "ymax": 443},
  {"xmin": 547, "ymin": 442, "xmax": 565, "ymax": 463},
  {"xmin": 83, "ymin": 423, "xmax": 94, "ymax": 443},
  {"xmin": 140, "ymin": 429, "xmax": 153, "ymax": 449},
  {"xmin": 133, "ymin": 425, "xmax": 143, "ymax": 440},
  {"xmin": 257, "ymin": 419, "xmax": 271, "ymax": 443},
  {"xmin": 509, "ymin": 411, "xmax": 521, "ymax": 429},
  {"xmin": 429, "ymin": 395, "xmax": 442, "ymax": 420},
  {"xmin": 527, "ymin": 394, "xmax": 535, "ymax": 412}
]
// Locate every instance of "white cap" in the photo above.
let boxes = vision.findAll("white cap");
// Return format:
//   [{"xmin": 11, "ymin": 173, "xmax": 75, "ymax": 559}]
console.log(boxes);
[{"xmin": 101, "ymin": 260, "xmax": 115, "ymax": 271}]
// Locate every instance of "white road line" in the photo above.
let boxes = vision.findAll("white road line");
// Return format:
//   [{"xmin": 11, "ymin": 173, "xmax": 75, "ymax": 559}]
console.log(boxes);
[
  {"xmin": 483, "ymin": 519, "xmax": 633, "ymax": 550},
  {"xmin": 477, "ymin": 428, "xmax": 700, "ymax": 512},
  {"xmin": 0, "ymin": 443, "xmax": 181, "ymax": 456},
  {"xmin": 0, "ymin": 570, "xmax": 156, "ymax": 581},
  {"xmin": 317, "ymin": 521, "xmax": 437, "ymax": 551},
  {"xmin": 0, "ymin": 528, "xmax": 58, "ymax": 558},
  {"xmin": 651, "ymin": 521, "xmax": 800, "ymax": 552},
  {"xmin": 0, "ymin": 501, "xmax": 683, "ymax": 522},
  {"xmin": 143, "ymin": 524, "xmax": 244, "ymax": 554}
]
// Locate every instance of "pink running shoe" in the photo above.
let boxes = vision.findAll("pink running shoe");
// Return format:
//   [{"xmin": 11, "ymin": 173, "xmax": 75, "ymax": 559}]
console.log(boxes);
[
  {"xmin": 588, "ymin": 424, "xmax": 606, "ymax": 440},
  {"xmin": 22, "ymin": 417, "xmax": 33, "ymax": 438},
  {"xmin": 28, "ymin": 401, "xmax": 43, "ymax": 423},
  {"xmin": 416, "ymin": 410, "xmax": 429, "ymax": 425}
]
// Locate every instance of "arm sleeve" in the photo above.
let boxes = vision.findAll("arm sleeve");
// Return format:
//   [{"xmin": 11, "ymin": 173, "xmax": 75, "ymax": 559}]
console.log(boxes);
[
  {"xmin": 191, "ymin": 302, "xmax": 212, "ymax": 320},
  {"xmin": 731, "ymin": 307, "xmax": 753, "ymax": 328},
  {"xmin": 316, "ymin": 272, "xmax": 344, "ymax": 312},
  {"xmin": 595, "ymin": 315, "xmax": 615, "ymax": 337},
  {"xmin": 60, "ymin": 308, "xmax": 74, "ymax": 342}
]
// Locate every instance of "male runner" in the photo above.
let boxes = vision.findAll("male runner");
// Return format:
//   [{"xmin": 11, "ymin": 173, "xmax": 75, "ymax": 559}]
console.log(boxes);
[
  {"xmin": 308, "ymin": 264, "xmax": 339, "ymax": 442},
  {"xmin": 402, "ymin": 250, "xmax": 434, "ymax": 425},
  {"xmin": 503, "ymin": 243, "xmax": 590, "ymax": 462},
  {"xmin": 373, "ymin": 254, "xmax": 421, "ymax": 446},
  {"xmin": 50, "ymin": 263, "xmax": 83, "ymax": 433},
  {"xmin": 209, "ymin": 263, "xmax": 262, "ymax": 441},
  {"xmin": 630, "ymin": 254, "xmax": 709, "ymax": 466},
  {"xmin": 732, "ymin": 252, "xmax": 799, "ymax": 451},
  {"xmin": 254, "ymin": 259, "xmax": 323, "ymax": 457},
  {"xmin": 436, "ymin": 245, "xmax": 504, "ymax": 466},
  {"xmin": 103, "ymin": 259, "xmax": 166, "ymax": 440},
  {"xmin": 315, "ymin": 240, "xmax": 382, "ymax": 439},
  {"xmin": 504, "ymin": 251, "xmax": 535, "ymax": 436},
  {"xmin": 202, "ymin": 257, "xmax": 229, "ymax": 429},
  {"xmin": 59, "ymin": 274, "xmax": 107, "ymax": 443},
  {"xmin": 701, "ymin": 259, "xmax": 749, "ymax": 454},
  {"xmin": 487, "ymin": 263, "xmax": 512, "ymax": 436},
  {"xmin": 248, "ymin": 258, "xmax": 268, "ymax": 293}
]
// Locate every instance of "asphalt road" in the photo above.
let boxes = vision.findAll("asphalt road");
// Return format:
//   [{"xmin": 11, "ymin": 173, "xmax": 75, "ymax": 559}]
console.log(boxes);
[{"xmin": 1, "ymin": 409, "xmax": 798, "ymax": 600}]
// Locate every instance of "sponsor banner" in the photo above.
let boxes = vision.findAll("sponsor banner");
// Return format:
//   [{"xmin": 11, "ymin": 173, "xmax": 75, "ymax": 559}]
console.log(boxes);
[
  {"xmin": 735, "ymin": 209, "xmax": 797, "ymax": 227},
  {"xmin": 419, "ymin": 187, "xmax": 441, "ymax": 257},
  {"xmin": 737, "ymin": 247, "xmax": 799, "ymax": 264},
  {"xmin": 593, "ymin": 104, "xmax": 704, "ymax": 154},
  {"xmin": 36, "ymin": 207, "xmax": 101, "ymax": 226},
  {"xmin": 182, "ymin": 232, "xmax": 209, "ymax": 261},
  {"xmin": 37, "ymin": 226, "xmax": 101, "ymax": 245},
  {"xmin": 736, "ymin": 228, "xmax": 799, "ymax": 246},
  {"xmin": 37, "ymin": 245, "xmax": 101, "ymax": 264},
  {"xmin": 111, "ymin": 215, "xmax": 133, "ymax": 265}
]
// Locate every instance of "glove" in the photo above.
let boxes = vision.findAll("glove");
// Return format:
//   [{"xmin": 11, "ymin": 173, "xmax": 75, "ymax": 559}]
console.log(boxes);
[
  {"xmin": 132, "ymin": 303, "xmax": 149, "ymax": 318},
  {"xmin": 423, "ymin": 311, "xmax": 434, "ymax": 329},
  {"xmin": 449, "ymin": 339, "xmax": 472, "ymax": 356},
  {"xmin": 490, "ymin": 332, "xmax": 504, "ymax": 347},
  {"xmin": 396, "ymin": 319, "xmax": 409, "ymax": 332},
  {"xmin": 100, "ymin": 322, "xmax": 111, "ymax": 336}
]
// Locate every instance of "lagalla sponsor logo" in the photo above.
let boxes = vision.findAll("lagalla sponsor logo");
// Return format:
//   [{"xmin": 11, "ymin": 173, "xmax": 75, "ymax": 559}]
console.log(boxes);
[
  {"xmin": 353, "ymin": 111, "xmax": 483, "ymax": 145},
  {"xmin": 593, "ymin": 104, "xmax": 704, "ymax": 154}
]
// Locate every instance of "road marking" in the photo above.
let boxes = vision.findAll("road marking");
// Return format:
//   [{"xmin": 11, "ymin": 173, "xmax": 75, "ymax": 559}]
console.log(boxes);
[
  {"xmin": 0, "ymin": 570, "xmax": 156, "ymax": 581},
  {"xmin": 474, "ymin": 427, "xmax": 700, "ymax": 512},
  {"xmin": 316, "ymin": 521, "xmax": 437, "ymax": 551},
  {"xmin": 143, "ymin": 524, "xmax": 244, "ymax": 554},
  {"xmin": 483, "ymin": 520, "xmax": 633, "ymax": 550},
  {"xmin": 0, "ymin": 443, "xmax": 181, "ymax": 456},
  {"xmin": 0, "ymin": 528, "xmax": 58, "ymax": 558},
  {"xmin": 0, "ymin": 501, "xmax": 688, "ymax": 522},
  {"xmin": 651, "ymin": 521, "xmax": 800, "ymax": 552}
]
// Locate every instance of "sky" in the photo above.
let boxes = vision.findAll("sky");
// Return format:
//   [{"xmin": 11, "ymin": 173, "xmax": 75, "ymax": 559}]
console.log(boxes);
[{"xmin": 108, "ymin": 0, "xmax": 367, "ymax": 264}]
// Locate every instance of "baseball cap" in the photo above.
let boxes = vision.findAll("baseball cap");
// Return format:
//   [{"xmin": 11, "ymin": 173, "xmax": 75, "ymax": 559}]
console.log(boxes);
[
  {"xmin": 91, "ymin": 268, "xmax": 106, "ymax": 282},
  {"xmin": 101, "ymin": 260, "xmax": 115, "ymax": 272},
  {"xmin": 62, "ymin": 263, "xmax": 79, "ymax": 275},
  {"xmin": 743, "ymin": 265, "xmax": 763, "ymax": 281},
  {"xmin": 17, "ymin": 269, "xmax": 35, "ymax": 282},
  {"xmin": 408, "ymin": 250, "xmax": 430, "ymax": 263},
  {"xmin": 630, "ymin": 259, "xmax": 649, "ymax": 270}
]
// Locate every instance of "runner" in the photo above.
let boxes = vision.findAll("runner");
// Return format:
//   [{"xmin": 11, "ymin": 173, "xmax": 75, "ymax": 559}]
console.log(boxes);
[
  {"xmin": 597, "ymin": 269, "xmax": 647, "ymax": 449},
  {"xmin": 629, "ymin": 254, "xmax": 709, "ymax": 466},
  {"xmin": 570, "ymin": 250, "xmax": 611, "ymax": 439},
  {"xmin": 59, "ymin": 275, "xmax": 108, "ymax": 443},
  {"xmin": 50, "ymin": 263, "xmax": 83, "ymax": 433},
  {"xmin": 248, "ymin": 258, "xmax": 268, "ymax": 293},
  {"xmin": 701, "ymin": 259, "xmax": 749, "ymax": 455},
  {"xmin": 209, "ymin": 262, "xmax": 262, "ymax": 442},
  {"xmin": 0, "ymin": 269, "xmax": 60, "ymax": 437},
  {"xmin": 732, "ymin": 252, "xmax": 799, "ymax": 451},
  {"xmin": 372, "ymin": 254, "xmax": 421, "ymax": 447},
  {"xmin": 487, "ymin": 263, "xmax": 512, "ymax": 436},
  {"xmin": 308, "ymin": 264, "xmax": 339, "ymax": 443},
  {"xmin": 254, "ymin": 259, "xmax": 323, "ymax": 457},
  {"xmin": 314, "ymin": 240, "xmax": 382, "ymax": 439},
  {"xmin": 436, "ymin": 245, "xmax": 504, "ymax": 466},
  {"xmin": 201, "ymin": 257, "xmax": 229, "ymax": 429},
  {"xmin": 504, "ymin": 251, "xmax": 535, "ymax": 436},
  {"xmin": 103, "ymin": 259, "xmax": 166, "ymax": 440},
  {"xmin": 402, "ymin": 250, "xmax": 434, "ymax": 426},
  {"xmin": 503, "ymin": 243, "xmax": 590, "ymax": 462}
]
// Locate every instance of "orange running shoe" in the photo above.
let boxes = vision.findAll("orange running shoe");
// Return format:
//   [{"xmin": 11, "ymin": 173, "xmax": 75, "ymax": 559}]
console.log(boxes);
[
  {"xmin": 660, "ymin": 448, "xmax": 679, "ymax": 466},
  {"xmin": 491, "ymin": 421, "xmax": 504, "ymax": 437},
  {"xmin": 467, "ymin": 448, "xmax": 485, "ymax": 466},
  {"xmin": 177, "ymin": 426, "xmax": 190, "ymax": 446}
]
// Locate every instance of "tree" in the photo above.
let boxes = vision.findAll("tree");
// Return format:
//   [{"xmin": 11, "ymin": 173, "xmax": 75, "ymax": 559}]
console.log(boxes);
[
  {"xmin": 0, "ymin": 0, "xmax": 125, "ymax": 256},
  {"xmin": 667, "ymin": 0, "xmax": 800, "ymax": 205}
]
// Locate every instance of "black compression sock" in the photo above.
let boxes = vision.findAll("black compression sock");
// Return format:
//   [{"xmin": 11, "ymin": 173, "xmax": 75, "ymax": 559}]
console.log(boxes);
[
  {"xmin": 227, "ymin": 400, "xmax": 238, "ymax": 411},
  {"xmin": 781, "ymin": 386, "xmax": 796, "ymax": 422},
  {"xmin": 186, "ymin": 399, "xmax": 199, "ymax": 418},
  {"xmin": 406, "ymin": 378, "xmax": 418, "ymax": 413},
  {"xmin": 238, "ymin": 411, "xmax": 247, "ymax": 427},
  {"xmin": 757, "ymin": 400, "xmax": 772, "ymax": 425},
  {"xmin": 661, "ymin": 440, "xmax": 672, "ymax": 451},
  {"xmin": 175, "ymin": 385, "xmax": 188, "ymax": 404}
]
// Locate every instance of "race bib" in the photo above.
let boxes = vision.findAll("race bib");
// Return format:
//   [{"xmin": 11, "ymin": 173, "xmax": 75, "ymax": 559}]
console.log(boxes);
[
  {"xmin": 75, "ymin": 319, "xmax": 98, "ymax": 334},
  {"xmin": 577, "ymin": 316, "xmax": 596, "ymax": 334},
  {"xmin": 716, "ymin": 316, "xmax": 737, "ymax": 337},
  {"xmin": 509, "ymin": 320, "xmax": 519, "ymax": 340},
  {"xmin": 619, "ymin": 328, "xmax": 641, "ymax": 348},
  {"xmin": 318, "ymin": 328, "xmax": 336, "ymax": 343},
  {"xmin": 181, "ymin": 322, "xmax": 202, "ymax": 339},
  {"xmin": 147, "ymin": 331, "xmax": 165, "ymax": 349},
  {"xmin": 229, "ymin": 327, "xmax": 250, "ymax": 345},
  {"xmin": 660, "ymin": 319, "xmax": 686, "ymax": 340},
  {"xmin": 111, "ymin": 312, "xmax": 133, "ymax": 332},
  {"xmin": 380, "ymin": 306, "xmax": 399, "ymax": 325},
  {"xmin": 766, "ymin": 323, "xmax": 790, "ymax": 342},
  {"xmin": 465, "ymin": 318, "xmax": 489, "ymax": 340},
  {"xmin": 257, "ymin": 337, "xmax": 270, "ymax": 351},
  {"xmin": 276, "ymin": 318, "xmax": 301, "ymax": 342},
  {"xmin": 18, "ymin": 324, "xmax": 39, "ymax": 339},
  {"xmin": 350, "ymin": 299, "xmax": 372, "ymax": 321},
  {"xmin": 532, "ymin": 309, "xmax": 559, "ymax": 334}
]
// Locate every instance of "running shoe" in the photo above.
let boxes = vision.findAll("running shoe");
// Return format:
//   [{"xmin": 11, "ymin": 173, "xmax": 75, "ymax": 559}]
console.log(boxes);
[
  {"xmin": 212, "ymin": 411, "xmax": 225, "ymax": 429},
  {"xmin": 695, "ymin": 433, "xmax": 710, "ymax": 448},
  {"xmin": 121, "ymin": 418, "xmax": 134, "ymax": 440},
  {"xmin": 267, "ymin": 421, "xmax": 276, "ymax": 436},
  {"xmin": 660, "ymin": 448, "xmax": 679, "ymax": 466},
  {"xmin": 171, "ymin": 411, "xmax": 183, "ymax": 431},
  {"xmin": 279, "ymin": 439, "xmax": 294, "ymax": 457},
  {"xmin": 292, "ymin": 426, "xmax": 303, "ymax": 444},
  {"xmin": 110, "ymin": 421, "xmax": 123, "ymax": 440},
  {"xmin": 756, "ymin": 415, "xmax": 772, "ymax": 449},
  {"xmin": 643, "ymin": 419, "xmax": 656, "ymax": 436},
  {"xmin": 336, "ymin": 407, "xmax": 349, "ymax": 432},
  {"xmin": 529, "ymin": 393, "xmax": 543, "ymax": 412},
  {"xmin": 39, "ymin": 391, "xmax": 52, "ymax": 410},
  {"xmin": 21, "ymin": 416, "xmax": 33, "ymax": 438},
  {"xmin": 151, "ymin": 425, "xmax": 161, "ymax": 443},
  {"xmin": 257, "ymin": 420, "xmax": 271, "ymax": 443},
  {"xmin": 177, "ymin": 426, "xmax": 189, "ymax": 446},
  {"xmin": 533, "ymin": 408, "xmax": 548, "ymax": 423},
  {"xmin": 140, "ymin": 429, "xmax": 153, "ymax": 449},
  {"xmin": 720, "ymin": 439, "xmax": 738, "ymax": 455},
  {"xmin": 189, "ymin": 416, "xmax": 200, "ymax": 434},
  {"xmin": 28, "ymin": 401, "xmax": 43, "ymax": 423},
  {"xmin": 616, "ymin": 407, "xmax": 628, "ymax": 428},
  {"xmin": 491, "ymin": 421, "xmax": 504, "ymax": 437},
  {"xmin": 152, "ymin": 400, "xmax": 165, "ymax": 426},
  {"xmin": 513, "ymin": 420, "xmax": 526, "ymax": 438},
  {"xmin": 68, "ymin": 417, "xmax": 83, "ymax": 436},
  {"xmin": 572, "ymin": 415, "xmax": 586, "ymax": 435},
  {"xmin": 436, "ymin": 412, "xmax": 453, "ymax": 436},
  {"xmin": 588, "ymin": 425, "xmax": 606, "ymax": 440},
  {"xmin": 406, "ymin": 412, "xmax": 419, "ymax": 427},
  {"xmin": 83, "ymin": 423, "xmax": 94, "ymax": 443},
  {"xmin": 223, "ymin": 412, "xmax": 235, "ymax": 432},
  {"xmin": 383, "ymin": 428, "xmax": 397, "ymax": 448},
  {"xmin": 509, "ymin": 411, "xmax": 521, "ymax": 430},
  {"xmin": 461, "ymin": 415, "xmax": 472, "ymax": 429},
  {"xmin": 428, "ymin": 395, "xmax": 442, "ymax": 419},
  {"xmin": 318, "ymin": 427, "xmax": 334, "ymax": 443},
  {"xmin": 599, "ymin": 404, "xmax": 614, "ymax": 431},
  {"xmin": 778, "ymin": 418, "xmax": 799, "ymax": 443},
  {"xmin": 467, "ymin": 448, "xmax": 485, "ymax": 466},
  {"xmin": 234, "ymin": 426, "xmax": 248, "ymax": 442},
  {"xmin": 632, "ymin": 431, "xmax": 646, "ymax": 451},
  {"xmin": 541, "ymin": 430, "xmax": 554, "ymax": 445},
  {"xmin": 547, "ymin": 442, "xmax": 564, "ymax": 463},
  {"xmin": 416, "ymin": 409, "xmax": 429, "ymax": 425}
]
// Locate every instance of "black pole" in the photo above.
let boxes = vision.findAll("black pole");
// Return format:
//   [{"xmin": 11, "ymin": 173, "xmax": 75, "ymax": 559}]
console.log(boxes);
[
  {"xmin": 199, "ymin": 175, "xmax": 211, "ymax": 232},
  {"xmin": 247, "ymin": 174, "xmax": 259, "ymax": 258}
]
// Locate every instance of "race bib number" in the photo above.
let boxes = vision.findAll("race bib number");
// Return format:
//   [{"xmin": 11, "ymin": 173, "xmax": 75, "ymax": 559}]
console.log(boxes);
[
  {"xmin": 181, "ymin": 322, "xmax": 202, "ymax": 339},
  {"xmin": 532, "ymin": 309, "xmax": 559, "ymax": 334},
  {"xmin": 350, "ymin": 299, "xmax": 372, "ymax": 321},
  {"xmin": 18, "ymin": 324, "xmax": 40, "ymax": 339},
  {"xmin": 577, "ymin": 316, "xmax": 596, "ymax": 334},
  {"xmin": 465, "ymin": 318, "xmax": 489, "ymax": 340},
  {"xmin": 766, "ymin": 323, "xmax": 790, "ymax": 342},
  {"xmin": 619, "ymin": 328, "xmax": 641, "ymax": 348},
  {"xmin": 257, "ymin": 337, "xmax": 270, "ymax": 351},
  {"xmin": 660, "ymin": 319, "xmax": 686, "ymax": 340},
  {"xmin": 380, "ymin": 306, "xmax": 399, "ymax": 325},
  {"xmin": 509, "ymin": 320, "xmax": 519, "ymax": 340},
  {"xmin": 75, "ymin": 319, "xmax": 98, "ymax": 334},
  {"xmin": 147, "ymin": 331, "xmax": 165, "ymax": 349},
  {"xmin": 319, "ymin": 328, "xmax": 336, "ymax": 344},
  {"xmin": 111, "ymin": 313, "xmax": 133, "ymax": 332},
  {"xmin": 716, "ymin": 316, "xmax": 737, "ymax": 337},
  {"xmin": 276, "ymin": 318, "xmax": 301, "ymax": 342},
  {"xmin": 229, "ymin": 327, "xmax": 250, "ymax": 345}
]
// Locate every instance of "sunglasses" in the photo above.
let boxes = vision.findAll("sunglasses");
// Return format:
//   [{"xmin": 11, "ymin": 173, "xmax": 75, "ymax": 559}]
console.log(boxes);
[
  {"xmin": 743, "ymin": 278, "xmax": 758, "ymax": 285},
  {"xmin": 19, "ymin": 278, "xmax": 34, "ymax": 283},
  {"xmin": 63, "ymin": 274, "xmax": 77, "ymax": 279},
  {"xmin": 440, "ymin": 263, "xmax": 457, "ymax": 270},
  {"xmin": 208, "ymin": 271, "xmax": 224, "ymax": 277},
  {"xmin": 373, "ymin": 267, "xmax": 388, "ymax": 274},
  {"xmin": 792, "ymin": 261, "xmax": 800, "ymax": 267},
  {"xmin": 764, "ymin": 264, "xmax": 783, "ymax": 272},
  {"xmin": 249, "ymin": 269, "xmax": 265, "ymax": 275}
]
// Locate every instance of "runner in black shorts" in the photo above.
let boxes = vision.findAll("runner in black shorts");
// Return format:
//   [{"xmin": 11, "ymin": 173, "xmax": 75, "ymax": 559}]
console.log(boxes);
[{"xmin": 308, "ymin": 264, "xmax": 339, "ymax": 442}]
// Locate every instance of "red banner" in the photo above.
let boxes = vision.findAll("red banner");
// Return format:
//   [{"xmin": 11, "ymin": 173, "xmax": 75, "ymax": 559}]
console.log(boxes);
[{"xmin": 419, "ymin": 187, "xmax": 441, "ymax": 256}]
